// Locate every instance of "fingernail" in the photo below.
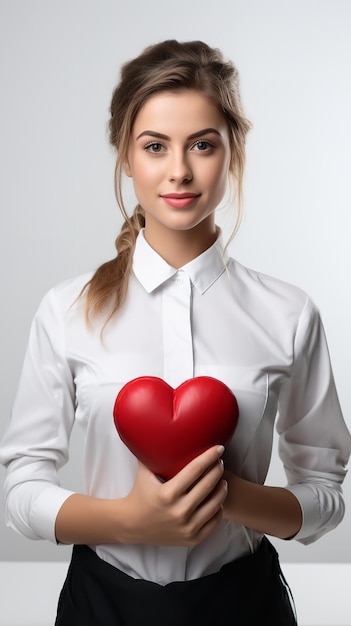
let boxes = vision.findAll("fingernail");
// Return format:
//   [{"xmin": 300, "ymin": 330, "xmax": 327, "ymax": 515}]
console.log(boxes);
[{"xmin": 217, "ymin": 445, "xmax": 225, "ymax": 456}]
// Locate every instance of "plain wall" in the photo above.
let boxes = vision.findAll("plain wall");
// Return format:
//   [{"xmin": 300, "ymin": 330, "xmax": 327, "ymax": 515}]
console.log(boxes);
[{"xmin": 0, "ymin": 0, "xmax": 350, "ymax": 567}]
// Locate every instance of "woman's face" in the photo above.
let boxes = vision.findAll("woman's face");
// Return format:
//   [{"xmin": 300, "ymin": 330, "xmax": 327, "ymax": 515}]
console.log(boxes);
[{"xmin": 125, "ymin": 90, "xmax": 231, "ymax": 244}]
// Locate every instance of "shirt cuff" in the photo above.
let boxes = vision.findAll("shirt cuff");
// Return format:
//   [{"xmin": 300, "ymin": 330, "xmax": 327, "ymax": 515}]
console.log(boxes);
[
  {"xmin": 284, "ymin": 483, "xmax": 320, "ymax": 543},
  {"xmin": 28, "ymin": 484, "xmax": 75, "ymax": 543}
]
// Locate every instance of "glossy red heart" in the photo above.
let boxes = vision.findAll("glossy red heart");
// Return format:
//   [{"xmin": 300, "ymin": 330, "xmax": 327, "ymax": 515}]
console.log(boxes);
[{"xmin": 113, "ymin": 376, "xmax": 239, "ymax": 480}]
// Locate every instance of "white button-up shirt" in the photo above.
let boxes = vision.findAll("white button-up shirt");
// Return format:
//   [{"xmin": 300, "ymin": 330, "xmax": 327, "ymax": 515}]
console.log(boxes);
[{"xmin": 1, "ymin": 230, "xmax": 350, "ymax": 583}]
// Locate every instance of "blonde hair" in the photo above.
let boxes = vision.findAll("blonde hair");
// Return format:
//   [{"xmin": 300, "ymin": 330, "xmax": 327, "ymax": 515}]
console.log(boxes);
[{"xmin": 84, "ymin": 40, "xmax": 251, "ymax": 328}]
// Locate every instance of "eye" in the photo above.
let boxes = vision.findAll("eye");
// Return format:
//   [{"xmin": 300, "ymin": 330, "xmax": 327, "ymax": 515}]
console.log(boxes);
[
  {"xmin": 192, "ymin": 140, "xmax": 214, "ymax": 152},
  {"xmin": 144, "ymin": 142, "xmax": 165, "ymax": 153}
]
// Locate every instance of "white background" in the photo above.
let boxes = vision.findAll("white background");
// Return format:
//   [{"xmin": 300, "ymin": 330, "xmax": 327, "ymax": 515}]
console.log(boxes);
[{"xmin": 0, "ymin": 0, "xmax": 350, "ymax": 575}]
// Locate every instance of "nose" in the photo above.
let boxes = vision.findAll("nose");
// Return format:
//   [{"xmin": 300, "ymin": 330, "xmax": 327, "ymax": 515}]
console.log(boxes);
[{"xmin": 168, "ymin": 150, "xmax": 193, "ymax": 184}]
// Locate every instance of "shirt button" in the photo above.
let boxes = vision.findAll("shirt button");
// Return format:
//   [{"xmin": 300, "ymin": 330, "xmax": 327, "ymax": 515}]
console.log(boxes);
[{"xmin": 175, "ymin": 276, "xmax": 183, "ymax": 284}]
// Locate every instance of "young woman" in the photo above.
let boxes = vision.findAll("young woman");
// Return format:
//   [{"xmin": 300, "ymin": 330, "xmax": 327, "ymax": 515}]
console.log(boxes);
[{"xmin": 1, "ymin": 40, "xmax": 350, "ymax": 625}]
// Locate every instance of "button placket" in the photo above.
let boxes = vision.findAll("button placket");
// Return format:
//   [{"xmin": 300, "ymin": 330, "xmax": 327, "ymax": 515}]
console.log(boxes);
[{"xmin": 162, "ymin": 271, "xmax": 194, "ymax": 388}]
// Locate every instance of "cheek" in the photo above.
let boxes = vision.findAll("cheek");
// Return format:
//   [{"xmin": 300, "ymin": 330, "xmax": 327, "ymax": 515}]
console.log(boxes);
[
  {"xmin": 206, "ymin": 161, "xmax": 228, "ymax": 195},
  {"xmin": 130, "ymin": 163, "xmax": 152, "ymax": 197},
  {"xmin": 133, "ymin": 158, "xmax": 160, "ymax": 188}
]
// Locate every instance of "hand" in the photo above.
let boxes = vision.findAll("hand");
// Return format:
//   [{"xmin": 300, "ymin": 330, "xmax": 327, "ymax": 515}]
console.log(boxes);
[{"xmin": 120, "ymin": 445, "xmax": 227, "ymax": 547}]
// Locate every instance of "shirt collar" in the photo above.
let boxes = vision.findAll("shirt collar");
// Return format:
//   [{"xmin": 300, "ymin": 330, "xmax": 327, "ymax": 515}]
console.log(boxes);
[{"xmin": 132, "ymin": 229, "xmax": 227, "ymax": 294}]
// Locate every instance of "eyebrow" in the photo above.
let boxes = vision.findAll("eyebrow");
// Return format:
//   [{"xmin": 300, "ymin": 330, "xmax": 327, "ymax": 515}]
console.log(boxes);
[{"xmin": 136, "ymin": 128, "xmax": 222, "ymax": 141}]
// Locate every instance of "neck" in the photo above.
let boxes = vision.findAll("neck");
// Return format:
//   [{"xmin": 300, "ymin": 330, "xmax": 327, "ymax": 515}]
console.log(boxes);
[{"xmin": 144, "ymin": 219, "xmax": 218, "ymax": 268}]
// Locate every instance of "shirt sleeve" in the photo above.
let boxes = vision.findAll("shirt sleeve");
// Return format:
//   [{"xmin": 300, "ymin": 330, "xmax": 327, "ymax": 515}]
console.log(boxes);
[
  {"xmin": 277, "ymin": 296, "xmax": 351, "ymax": 544},
  {"xmin": 0, "ymin": 289, "xmax": 76, "ymax": 543}
]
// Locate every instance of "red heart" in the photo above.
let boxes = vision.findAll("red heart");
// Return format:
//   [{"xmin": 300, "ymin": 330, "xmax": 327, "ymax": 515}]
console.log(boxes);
[{"xmin": 113, "ymin": 376, "xmax": 239, "ymax": 480}]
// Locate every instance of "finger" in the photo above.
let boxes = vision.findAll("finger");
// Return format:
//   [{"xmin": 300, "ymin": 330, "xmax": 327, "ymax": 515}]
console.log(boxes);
[
  {"xmin": 166, "ymin": 445, "xmax": 225, "ymax": 498},
  {"xmin": 198, "ymin": 479, "xmax": 228, "ymax": 517},
  {"xmin": 185, "ymin": 462, "xmax": 225, "ymax": 511},
  {"xmin": 194, "ymin": 507, "xmax": 224, "ymax": 544},
  {"xmin": 184, "ymin": 482, "xmax": 227, "ymax": 543}
]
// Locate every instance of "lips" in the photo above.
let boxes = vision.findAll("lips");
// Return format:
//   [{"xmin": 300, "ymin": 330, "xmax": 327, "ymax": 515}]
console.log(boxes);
[{"xmin": 161, "ymin": 193, "xmax": 200, "ymax": 208}]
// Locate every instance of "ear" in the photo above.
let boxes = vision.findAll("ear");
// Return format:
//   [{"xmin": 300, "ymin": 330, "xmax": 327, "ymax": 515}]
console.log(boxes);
[{"xmin": 123, "ymin": 161, "xmax": 132, "ymax": 177}]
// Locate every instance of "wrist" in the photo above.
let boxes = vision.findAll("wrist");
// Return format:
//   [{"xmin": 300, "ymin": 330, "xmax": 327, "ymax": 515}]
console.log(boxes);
[
  {"xmin": 113, "ymin": 496, "xmax": 141, "ymax": 544},
  {"xmin": 222, "ymin": 472, "xmax": 302, "ymax": 539}
]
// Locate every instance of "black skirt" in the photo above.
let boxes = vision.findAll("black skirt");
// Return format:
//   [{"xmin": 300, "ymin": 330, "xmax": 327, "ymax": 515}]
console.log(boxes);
[{"xmin": 55, "ymin": 537, "xmax": 297, "ymax": 625}]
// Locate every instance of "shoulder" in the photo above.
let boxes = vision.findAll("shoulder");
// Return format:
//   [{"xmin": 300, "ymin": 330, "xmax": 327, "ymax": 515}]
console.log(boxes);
[
  {"xmin": 228, "ymin": 257, "xmax": 309, "ymax": 305},
  {"xmin": 226, "ymin": 256, "xmax": 320, "ymax": 332},
  {"xmin": 35, "ymin": 271, "xmax": 94, "ymax": 321},
  {"xmin": 50, "ymin": 271, "xmax": 94, "ymax": 301}
]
